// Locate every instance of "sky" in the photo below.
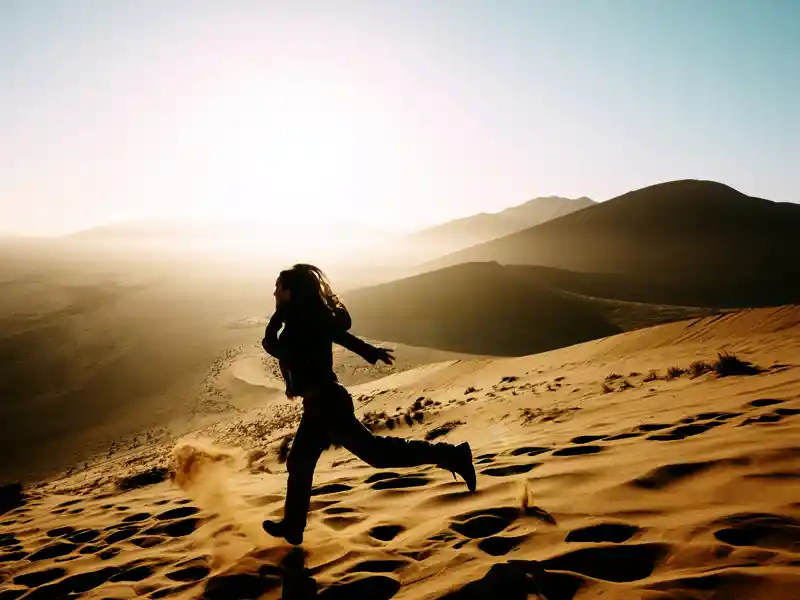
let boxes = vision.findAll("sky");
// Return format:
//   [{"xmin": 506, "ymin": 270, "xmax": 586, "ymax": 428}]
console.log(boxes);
[{"xmin": 1, "ymin": 0, "xmax": 798, "ymax": 237}]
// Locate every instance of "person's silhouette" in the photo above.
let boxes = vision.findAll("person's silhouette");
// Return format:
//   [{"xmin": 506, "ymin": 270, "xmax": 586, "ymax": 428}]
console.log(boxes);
[{"xmin": 261, "ymin": 264, "xmax": 476, "ymax": 546}]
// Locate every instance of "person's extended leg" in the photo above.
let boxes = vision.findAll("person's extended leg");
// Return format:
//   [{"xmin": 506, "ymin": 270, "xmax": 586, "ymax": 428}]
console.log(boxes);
[
  {"xmin": 263, "ymin": 412, "xmax": 328, "ymax": 545},
  {"xmin": 327, "ymin": 385, "xmax": 476, "ymax": 491}
]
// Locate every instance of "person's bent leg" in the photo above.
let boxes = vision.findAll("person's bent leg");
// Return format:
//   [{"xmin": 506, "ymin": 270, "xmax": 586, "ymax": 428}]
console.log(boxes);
[{"xmin": 327, "ymin": 386, "xmax": 476, "ymax": 491}]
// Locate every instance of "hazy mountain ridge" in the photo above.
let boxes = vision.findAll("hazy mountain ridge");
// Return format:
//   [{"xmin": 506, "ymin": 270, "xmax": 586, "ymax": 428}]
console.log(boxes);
[
  {"xmin": 402, "ymin": 195, "xmax": 595, "ymax": 258},
  {"xmin": 422, "ymin": 179, "xmax": 800, "ymax": 307}
]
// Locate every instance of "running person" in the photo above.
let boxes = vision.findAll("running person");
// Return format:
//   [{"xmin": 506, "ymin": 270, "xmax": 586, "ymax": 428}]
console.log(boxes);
[{"xmin": 261, "ymin": 264, "xmax": 476, "ymax": 545}]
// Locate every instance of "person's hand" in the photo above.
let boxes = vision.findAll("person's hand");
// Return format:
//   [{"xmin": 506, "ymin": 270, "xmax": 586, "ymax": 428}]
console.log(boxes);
[{"xmin": 371, "ymin": 346, "xmax": 395, "ymax": 366}]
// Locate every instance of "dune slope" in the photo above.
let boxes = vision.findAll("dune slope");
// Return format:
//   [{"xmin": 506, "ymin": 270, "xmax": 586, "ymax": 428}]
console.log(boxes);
[{"xmin": 2, "ymin": 306, "xmax": 798, "ymax": 599}]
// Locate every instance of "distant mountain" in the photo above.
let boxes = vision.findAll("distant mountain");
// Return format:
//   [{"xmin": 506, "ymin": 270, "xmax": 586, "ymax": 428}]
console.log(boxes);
[
  {"xmin": 401, "ymin": 196, "xmax": 595, "ymax": 260},
  {"xmin": 422, "ymin": 180, "xmax": 800, "ymax": 308}
]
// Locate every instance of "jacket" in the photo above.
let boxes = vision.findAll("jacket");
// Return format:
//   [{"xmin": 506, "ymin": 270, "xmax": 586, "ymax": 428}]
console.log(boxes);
[{"xmin": 262, "ymin": 302, "xmax": 380, "ymax": 398}]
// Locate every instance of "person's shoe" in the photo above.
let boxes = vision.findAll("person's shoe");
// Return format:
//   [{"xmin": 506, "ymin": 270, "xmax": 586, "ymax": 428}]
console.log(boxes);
[
  {"xmin": 447, "ymin": 442, "xmax": 477, "ymax": 492},
  {"xmin": 262, "ymin": 519, "xmax": 303, "ymax": 546}
]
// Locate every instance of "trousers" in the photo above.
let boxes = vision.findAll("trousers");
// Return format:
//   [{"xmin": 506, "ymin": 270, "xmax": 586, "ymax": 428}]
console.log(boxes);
[{"xmin": 283, "ymin": 383, "xmax": 457, "ymax": 535}]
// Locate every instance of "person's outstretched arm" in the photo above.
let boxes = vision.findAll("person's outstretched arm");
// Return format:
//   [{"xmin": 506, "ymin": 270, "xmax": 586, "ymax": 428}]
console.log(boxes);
[
  {"xmin": 332, "ymin": 328, "xmax": 394, "ymax": 365},
  {"xmin": 262, "ymin": 310, "xmax": 285, "ymax": 359}
]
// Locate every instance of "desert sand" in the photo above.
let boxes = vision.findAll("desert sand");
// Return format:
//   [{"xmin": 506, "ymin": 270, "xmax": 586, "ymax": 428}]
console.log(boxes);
[{"xmin": 2, "ymin": 305, "xmax": 798, "ymax": 599}]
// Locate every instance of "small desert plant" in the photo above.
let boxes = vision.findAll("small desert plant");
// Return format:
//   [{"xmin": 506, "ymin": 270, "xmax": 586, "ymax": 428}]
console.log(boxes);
[
  {"xmin": 714, "ymin": 352, "xmax": 761, "ymax": 377},
  {"xmin": 464, "ymin": 386, "xmax": 478, "ymax": 395},
  {"xmin": 520, "ymin": 408, "xmax": 543, "ymax": 425},
  {"xmin": 411, "ymin": 396, "xmax": 436, "ymax": 411},
  {"xmin": 666, "ymin": 366, "xmax": 685, "ymax": 379},
  {"xmin": 643, "ymin": 370, "xmax": 660, "ymax": 382},
  {"xmin": 361, "ymin": 410, "xmax": 388, "ymax": 431},
  {"xmin": 425, "ymin": 421, "xmax": 464, "ymax": 441},
  {"xmin": 689, "ymin": 360, "xmax": 712, "ymax": 378}
]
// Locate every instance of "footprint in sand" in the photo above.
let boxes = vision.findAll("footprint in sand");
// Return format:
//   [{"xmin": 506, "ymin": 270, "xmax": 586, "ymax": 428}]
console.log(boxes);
[
  {"xmin": 739, "ymin": 413, "xmax": 785, "ymax": 426},
  {"xmin": 45, "ymin": 526, "xmax": 74, "ymax": 538},
  {"xmin": 449, "ymin": 507, "xmax": 519, "ymax": 539},
  {"xmin": 165, "ymin": 557, "xmax": 211, "ymax": 583},
  {"xmin": 476, "ymin": 534, "xmax": 530, "ymax": 556},
  {"xmin": 323, "ymin": 506, "xmax": 355, "ymax": 515},
  {"xmin": 121, "ymin": 512, "xmax": 150, "ymax": 523},
  {"xmin": 694, "ymin": 411, "xmax": 739, "ymax": 421},
  {"xmin": 565, "ymin": 522, "xmax": 640, "ymax": 543},
  {"xmin": 480, "ymin": 463, "xmax": 540, "ymax": 477},
  {"xmin": 647, "ymin": 421, "xmax": 723, "ymax": 441},
  {"xmin": 156, "ymin": 506, "xmax": 199, "ymax": 520},
  {"xmin": 540, "ymin": 542, "xmax": 670, "ymax": 583},
  {"xmin": 323, "ymin": 513, "xmax": 368, "ymax": 531},
  {"xmin": 369, "ymin": 524, "xmax": 406, "ymax": 542},
  {"xmin": 604, "ymin": 432, "xmax": 641, "ymax": 441},
  {"xmin": 508, "ymin": 447, "xmax": 551, "ymax": 457},
  {"xmin": 28, "ymin": 541, "xmax": 80, "ymax": 561},
  {"xmin": 747, "ymin": 398, "xmax": 786, "ymax": 408},
  {"xmin": 309, "ymin": 483, "xmax": 353, "ymax": 496},
  {"xmin": 552, "ymin": 445, "xmax": 605, "ymax": 457},
  {"xmin": 712, "ymin": 513, "xmax": 800, "ymax": 550},
  {"xmin": 637, "ymin": 423, "xmax": 672, "ymax": 432},
  {"xmin": 739, "ymin": 402, "xmax": 800, "ymax": 426},
  {"xmin": 64, "ymin": 529, "xmax": 101, "ymax": 544},
  {"xmin": 570, "ymin": 435, "xmax": 606, "ymax": 444},
  {"xmin": 366, "ymin": 472, "xmax": 432, "ymax": 491}
]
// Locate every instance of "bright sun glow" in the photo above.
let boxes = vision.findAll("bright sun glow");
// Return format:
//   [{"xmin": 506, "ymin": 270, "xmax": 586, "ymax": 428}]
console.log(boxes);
[{"xmin": 3, "ymin": 2, "xmax": 796, "ymax": 241}]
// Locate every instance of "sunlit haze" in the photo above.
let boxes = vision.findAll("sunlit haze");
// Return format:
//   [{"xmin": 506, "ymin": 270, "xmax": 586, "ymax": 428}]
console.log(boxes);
[{"xmin": 2, "ymin": 0, "xmax": 798, "ymax": 245}]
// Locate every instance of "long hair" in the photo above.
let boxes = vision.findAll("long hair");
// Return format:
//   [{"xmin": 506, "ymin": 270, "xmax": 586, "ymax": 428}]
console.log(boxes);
[{"xmin": 277, "ymin": 264, "xmax": 350, "ymax": 327}]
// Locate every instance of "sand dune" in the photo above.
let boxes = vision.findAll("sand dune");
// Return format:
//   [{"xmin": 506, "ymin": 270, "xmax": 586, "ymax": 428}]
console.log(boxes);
[
  {"xmin": 424, "ymin": 180, "xmax": 800, "ymax": 308},
  {"xmin": 3, "ymin": 306, "xmax": 798, "ymax": 599}
]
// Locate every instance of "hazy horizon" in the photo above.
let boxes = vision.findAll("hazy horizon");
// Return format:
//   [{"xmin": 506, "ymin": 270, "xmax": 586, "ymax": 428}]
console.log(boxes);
[{"xmin": 2, "ymin": 0, "xmax": 798, "ymax": 238}]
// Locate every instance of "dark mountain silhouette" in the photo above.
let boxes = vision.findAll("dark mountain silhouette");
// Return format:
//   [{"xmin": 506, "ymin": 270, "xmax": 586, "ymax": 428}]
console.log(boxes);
[
  {"xmin": 422, "ymin": 180, "xmax": 800, "ymax": 307},
  {"xmin": 342, "ymin": 262, "xmax": 622, "ymax": 356},
  {"xmin": 398, "ymin": 196, "xmax": 595, "ymax": 262}
]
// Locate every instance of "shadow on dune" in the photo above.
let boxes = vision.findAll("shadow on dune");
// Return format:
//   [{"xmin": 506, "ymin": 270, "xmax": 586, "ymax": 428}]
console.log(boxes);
[{"xmin": 343, "ymin": 262, "xmax": 622, "ymax": 356}]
